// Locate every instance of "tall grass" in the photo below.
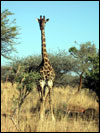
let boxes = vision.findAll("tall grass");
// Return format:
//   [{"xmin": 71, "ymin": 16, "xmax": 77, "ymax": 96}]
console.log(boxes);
[{"xmin": 1, "ymin": 82, "xmax": 99, "ymax": 132}]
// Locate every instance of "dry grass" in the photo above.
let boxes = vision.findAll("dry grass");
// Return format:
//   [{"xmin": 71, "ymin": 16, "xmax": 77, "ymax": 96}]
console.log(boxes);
[{"xmin": 1, "ymin": 82, "xmax": 99, "ymax": 132}]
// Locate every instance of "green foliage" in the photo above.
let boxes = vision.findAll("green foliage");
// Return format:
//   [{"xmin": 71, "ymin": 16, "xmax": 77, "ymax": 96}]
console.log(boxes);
[
  {"xmin": 69, "ymin": 42, "xmax": 97, "ymax": 90},
  {"xmin": 69, "ymin": 47, "xmax": 78, "ymax": 57},
  {"xmin": 15, "ymin": 71, "xmax": 40, "ymax": 108},
  {"xmin": 1, "ymin": 9, "xmax": 20, "ymax": 59},
  {"xmin": 1, "ymin": 66, "xmax": 10, "ymax": 82},
  {"xmin": 84, "ymin": 51, "xmax": 99, "ymax": 96},
  {"xmin": 55, "ymin": 74, "xmax": 79, "ymax": 87},
  {"xmin": 16, "ymin": 71, "xmax": 41, "ymax": 91},
  {"xmin": 69, "ymin": 42, "xmax": 97, "ymax": 75},
  {"xmin": 1, "ymin": 50, "xmax": 78, "ymax": 87},
  {"xmin": 1, "ymin": 46, "xmax": 99, "ymax": 90}
]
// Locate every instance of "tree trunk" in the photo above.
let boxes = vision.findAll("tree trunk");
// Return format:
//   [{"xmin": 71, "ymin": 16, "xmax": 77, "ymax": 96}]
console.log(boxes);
[{"xmin": 78, "ymin": 72, "xmax": 83, "ymax": 91}]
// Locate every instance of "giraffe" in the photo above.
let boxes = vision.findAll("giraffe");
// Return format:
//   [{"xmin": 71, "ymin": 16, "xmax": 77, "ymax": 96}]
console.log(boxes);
[{"xmin": 36, "ymin": 16, "xmax": 55, "ymax": 121}]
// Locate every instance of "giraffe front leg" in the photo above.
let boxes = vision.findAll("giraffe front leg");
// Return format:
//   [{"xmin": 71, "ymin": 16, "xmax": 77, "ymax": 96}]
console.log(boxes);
[
  {"xmin": 39, "ymin": 80, "xmax": 45, "ymax": 98},
  {"xmin": 48, "ymin": 80, "xmax": 55, "ymax": 121},
  {"xmin": 40, "ymin": 99, "xmax": 45, "ymax": 121},
  {"xmin": 39, "ymin": 80, "xmax": 46, "ymax": 120}
]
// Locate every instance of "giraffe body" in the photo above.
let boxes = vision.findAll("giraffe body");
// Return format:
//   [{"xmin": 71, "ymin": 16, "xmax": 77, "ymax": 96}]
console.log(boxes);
[{"xmin": 36, "ymin": 16, "xmax": 55, "ymax": 121}]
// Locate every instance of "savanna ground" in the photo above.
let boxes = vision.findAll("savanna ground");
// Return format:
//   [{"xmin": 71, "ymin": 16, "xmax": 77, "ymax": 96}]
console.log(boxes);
[{"xmin": 1, "ymin": 82, "xmax": 99, "ymax": 132}]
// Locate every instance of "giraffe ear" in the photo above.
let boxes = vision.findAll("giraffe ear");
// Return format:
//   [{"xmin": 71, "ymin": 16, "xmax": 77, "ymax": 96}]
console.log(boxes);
[
  {"xmin": 36, "ymin": 18, "xmax": 39, "ymax": 22},
  {"xmin": 46, "ymin": 19, "xmax": 49, "ymax": 22}
]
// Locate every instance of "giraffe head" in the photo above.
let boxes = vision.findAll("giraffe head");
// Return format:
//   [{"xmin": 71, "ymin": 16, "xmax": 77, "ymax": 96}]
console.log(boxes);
[{"xmin": 36, "ymin": 16, "xmax": 49, "ymax": 30}]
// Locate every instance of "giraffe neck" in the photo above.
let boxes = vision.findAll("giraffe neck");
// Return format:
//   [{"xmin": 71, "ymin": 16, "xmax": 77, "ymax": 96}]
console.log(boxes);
[{"xmin": 41, "ymin": 29, "xmax": 49, "ymax": 62}]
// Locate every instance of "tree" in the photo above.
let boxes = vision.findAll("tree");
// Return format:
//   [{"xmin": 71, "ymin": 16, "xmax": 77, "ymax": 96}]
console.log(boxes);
[
  {"xmin": 69, "ymin": 42, "xmax": 97, "ymax": 91},
  {"xmin": 1, "ymin": 9, "xmax": 19, "ymax": 59},
  {"xmin": 84, "ymin": 51, "xmax": 99, "ymax": 97},
  {"xmin": 1, "ymin": 50, "xmax": 78, "ymax": 87}
]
